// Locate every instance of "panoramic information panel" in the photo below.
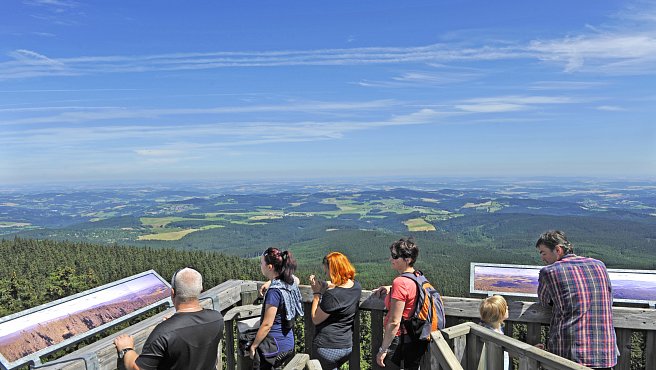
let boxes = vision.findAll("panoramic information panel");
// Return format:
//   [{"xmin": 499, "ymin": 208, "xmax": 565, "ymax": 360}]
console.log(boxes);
[
  {"xmin": 470, "ymin": 263, "xmax": 656, "ymax": 304},
  {"xmin": 0, "ymin": 270, "xmax": 171, "ymax": 370}
]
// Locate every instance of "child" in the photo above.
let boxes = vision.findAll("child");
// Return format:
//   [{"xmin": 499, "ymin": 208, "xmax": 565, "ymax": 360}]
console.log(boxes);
[{"xmin": 479, "ymin": 295, "xmax": 510, "ymax": 370}]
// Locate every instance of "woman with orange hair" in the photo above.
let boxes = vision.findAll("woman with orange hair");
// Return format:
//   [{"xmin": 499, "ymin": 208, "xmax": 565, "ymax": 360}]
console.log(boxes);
[{"xmin": 309, "ymin": 252, "xmax": 362, "ymax": 370}]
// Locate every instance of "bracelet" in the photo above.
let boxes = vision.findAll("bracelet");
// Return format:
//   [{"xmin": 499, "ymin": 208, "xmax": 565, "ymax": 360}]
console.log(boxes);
[
  {"xmin": 378, "ymin": 346, "xmax": 389, "ymax": 354},
  {"xmin": 313, "ymin": 292, "xmax": 322, "ymax": 295}
]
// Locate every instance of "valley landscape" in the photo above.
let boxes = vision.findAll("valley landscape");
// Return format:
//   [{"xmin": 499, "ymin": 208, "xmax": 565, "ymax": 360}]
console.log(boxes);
[{"xmin": 2, "ymin": 179, "xmax": 655, "ymax": 296}]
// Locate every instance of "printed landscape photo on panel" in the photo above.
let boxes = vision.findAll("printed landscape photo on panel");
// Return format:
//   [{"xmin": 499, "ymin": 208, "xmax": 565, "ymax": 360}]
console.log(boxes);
[
  {"xmin": 472, "ymin": 263, "xmax": 656, "ymax": 303},
  {"xmin": 0, "ymin": 273, "xmax": 170, "ymax": 365}
]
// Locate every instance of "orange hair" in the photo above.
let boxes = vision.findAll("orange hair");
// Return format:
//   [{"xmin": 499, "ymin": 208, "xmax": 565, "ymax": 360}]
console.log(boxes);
[{"xmin": 323, "ymin": 252, "xmax": 356, "ymax": 286}]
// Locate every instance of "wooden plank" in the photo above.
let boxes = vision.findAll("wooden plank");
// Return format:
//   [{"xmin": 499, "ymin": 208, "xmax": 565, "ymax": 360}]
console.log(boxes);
[
  {"xmin": 485, "ymin": 342, "xmax": 503, "ymax": 370},
  {"xmin": 305, "ymin": 359, "xmax": 322, "ymax": 370},
  {"xmin": 518, "ymin": 355, "xmax": 539, "ymax": 370},
  {"xmin": 431, "ymin": 331, "xmax": 464, "ymax": 370},
  {"xmin": 466, "ymin": 332, "xmax": 483, "ymax": 370},
  {"xmin": 283, "ymin": 353, "xmax": 310, "ymax": 370},
  {"xmin": 452, "ymin": 336, "xmax": 467, "ymax": 366},
  {"xmin": 370, "ymin": 309, "xmax": 384, "ymax": 370},
  {"xmin": 350, "ymin": 309, "xmax": 361, "ymax": 370},
  {"xmin": 647, "ymin": 330, "xmax": 656, "ymax": 370},
  {"xmin": 615, "ymin": 328, "xmax": 632, "ymax": 370}
]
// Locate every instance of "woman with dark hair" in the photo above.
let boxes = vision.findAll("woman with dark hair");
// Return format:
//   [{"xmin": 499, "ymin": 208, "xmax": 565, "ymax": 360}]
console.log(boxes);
[
  {"xmin": 249, "ymin": 247, "xmax": 304, "ymax": 370},
  {"xmin": 309, "ymin": 252, "xmax": 362, "ymax": 370},
  {"xmin": 374, "ymin": 238, "xmax": 427, "ymax": 370}
]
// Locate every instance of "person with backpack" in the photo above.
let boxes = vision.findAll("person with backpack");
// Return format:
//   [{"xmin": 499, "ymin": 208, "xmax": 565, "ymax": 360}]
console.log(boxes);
[
  {"xmin": 373, "ymin": 238, "xmax": 445, "ymax": 370},
  {"xmin": 249, "ymin": 247, "xmax": 304, "ymax": 370}
]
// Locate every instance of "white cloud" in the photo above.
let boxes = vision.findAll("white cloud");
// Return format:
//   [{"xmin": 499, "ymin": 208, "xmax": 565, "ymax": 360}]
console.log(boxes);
[
  {"xmin": 596, "ymin": 105, "xmax": 625, "ymax": 111},
  {"xmin": 455, "ymin": 103, "xmax": 525, "ymax": 113},
  {"xmin": 0, "ymin": 100, "xmax": 397, "ymax": 126},
  {"xmin": 135, "ymin": 149, "xmax": 183, "ymax": 157},
  {"xmin": 529, "ymin": 81, "xmax": 607, "ymax": 90},
  {"xmin": 454, "ymin": 95, "xmax": 579, "ymax": 113}
]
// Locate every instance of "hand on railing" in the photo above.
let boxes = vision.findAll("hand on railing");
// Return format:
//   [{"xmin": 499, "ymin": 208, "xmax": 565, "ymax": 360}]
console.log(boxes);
[
  {"xmin": 372, "ymin": 285, "xmax": 391, "ymax": 297},
  {"xmin": 259, "ymin": 280, "xmax": 271, "ymax": 297}
]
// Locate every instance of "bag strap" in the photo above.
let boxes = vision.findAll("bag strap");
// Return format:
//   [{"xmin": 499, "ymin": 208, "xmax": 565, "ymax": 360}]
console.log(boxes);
[{"xmin": 400, "ymin": 270, "xmax": 424, "ymax": 316}]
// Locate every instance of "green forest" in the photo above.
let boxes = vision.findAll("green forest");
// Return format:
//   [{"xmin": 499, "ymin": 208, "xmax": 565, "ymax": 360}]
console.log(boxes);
[{"xmin": 0, "ymin": 238, "xmax": 260, "ymax": 317}]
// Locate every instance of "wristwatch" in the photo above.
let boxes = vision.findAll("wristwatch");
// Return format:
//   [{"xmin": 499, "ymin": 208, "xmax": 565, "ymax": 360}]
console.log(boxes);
[{"xmin": 118, "ymin": 348, "xmax": 134, "ymax": 359}]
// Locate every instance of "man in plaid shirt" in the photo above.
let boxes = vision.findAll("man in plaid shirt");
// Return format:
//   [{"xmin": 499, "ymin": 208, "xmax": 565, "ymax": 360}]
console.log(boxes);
[{"xmin": 536, "ymin": 230, "xmax": 617, "ymax": 370}]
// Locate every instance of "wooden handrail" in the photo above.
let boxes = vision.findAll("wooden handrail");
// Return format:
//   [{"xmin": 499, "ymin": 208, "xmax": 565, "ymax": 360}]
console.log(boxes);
[{"xmin": 443, "ymin": 322, "xmax": 591, "ymax": 370}]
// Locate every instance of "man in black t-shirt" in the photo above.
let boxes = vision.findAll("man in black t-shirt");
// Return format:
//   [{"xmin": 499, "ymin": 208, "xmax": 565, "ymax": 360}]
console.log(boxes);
[{"xmin": 114, "ymin": 268, "xmax": 224, "ymax": 370}]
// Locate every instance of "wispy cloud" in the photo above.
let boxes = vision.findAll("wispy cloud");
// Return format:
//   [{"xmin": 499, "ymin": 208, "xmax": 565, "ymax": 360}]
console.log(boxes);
[
  {"xmin": 529, "ymin": 81, "xmax": 607, "ymax": 90},
  {"xmin": 0, "ymin": 106, "xmax": 454, "ymax": 152},
  {"xmin": 357, "ymin": 69, "xmax": 480, "ymax": 88},
  {"xmin": 0, "ymin": 100, "xmax": 398, "ymax": 126},
  {"xmin": 455, "ymin": 95, "xmax": 579, "ymax": 113},
  {"xmin": 596, "ymin": 105, "xmax": 626, "ymax": 111}
]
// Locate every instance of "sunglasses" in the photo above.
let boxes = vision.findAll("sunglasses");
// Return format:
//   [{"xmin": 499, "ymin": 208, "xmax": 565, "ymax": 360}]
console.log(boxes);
[{"xmin": 390, "ymin": 251, "xmax": 404, "ymax": 259}]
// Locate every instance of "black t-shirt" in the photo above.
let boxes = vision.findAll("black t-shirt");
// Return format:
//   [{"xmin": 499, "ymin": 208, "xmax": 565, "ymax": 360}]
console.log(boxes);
[
  {"xmin": 314, "ymin": 281, "xmax": 362, "ymax": 349},
  {"xmin": 136, "ymin": 309, "xmax": 224, "ymax": 370}
]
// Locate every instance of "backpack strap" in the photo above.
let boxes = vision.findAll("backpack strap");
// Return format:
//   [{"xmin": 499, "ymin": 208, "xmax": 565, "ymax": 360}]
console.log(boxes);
[{"xmin": 399, "ymin": 270, "xmax": 424, "ymax": 317}]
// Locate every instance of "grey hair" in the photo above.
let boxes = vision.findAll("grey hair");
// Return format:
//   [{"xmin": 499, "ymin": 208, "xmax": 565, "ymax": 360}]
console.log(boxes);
[{"xmin": 172, "ymin": 268, "xmax": 203, "ymax": 301}]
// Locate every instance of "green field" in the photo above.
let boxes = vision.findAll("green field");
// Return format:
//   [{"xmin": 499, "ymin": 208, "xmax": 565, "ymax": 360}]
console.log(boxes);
[
  {"xmin": 138, "ymin": 225, "xmax": 224, "ymax": 240},
  {"xmin": 403, "ymin": 218, "xmax": 436, "ymax": 231}
]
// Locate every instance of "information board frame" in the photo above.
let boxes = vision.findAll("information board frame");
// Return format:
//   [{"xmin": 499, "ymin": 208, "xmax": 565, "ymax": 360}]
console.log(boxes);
[
  {"xmin": 0, "ymin": 270, "xmax": 172, "ymax": 370},
  {"xmin": 470, "ymin": 262, "xmax": 656, "ymax": 306}
]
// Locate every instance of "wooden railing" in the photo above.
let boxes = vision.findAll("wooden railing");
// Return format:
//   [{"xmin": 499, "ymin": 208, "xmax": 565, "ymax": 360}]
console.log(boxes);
[{"xmin": 51, "ymin": 280, "xmax": 656, "ymax": 370}]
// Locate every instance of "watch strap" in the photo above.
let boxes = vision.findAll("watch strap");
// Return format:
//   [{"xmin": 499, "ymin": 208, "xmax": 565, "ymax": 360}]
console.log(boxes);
[{"xmin": 118, "ymin": 347, "xmax": 134, "ymax": 359}]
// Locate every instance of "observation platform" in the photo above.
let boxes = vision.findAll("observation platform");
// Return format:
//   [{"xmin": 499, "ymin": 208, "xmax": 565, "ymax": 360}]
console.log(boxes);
[{"xmin": 14, "ymin": 280, "xmax": 656, "ymax": 370}]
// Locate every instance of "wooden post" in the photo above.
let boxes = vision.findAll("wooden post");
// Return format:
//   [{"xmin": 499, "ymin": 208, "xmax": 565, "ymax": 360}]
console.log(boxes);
[
  {"xmin": 349, "ymin": 310, "xmax": 361, "ymax": 370},
  {"xmin": 615, "ymin": 328, "xmax": 632, "ymax": 370},
  {"xmin": 646, "ymin": 331, "xmax": 656, "ymax": 370},
  {"xmin": 303, "ymin": 301, "xmax": 314, "ymax": 355},
  {"xmin": 526, "ymin": 323, "xmax": 541, "ymax": 346},
  {"xmin": 370, "ymin": 310, "xmax": 384, "ymax": 370},
  {"xmin": 225, "ymin": 319, "xmax": 236, "ymax": 370},
  {"xmin": 240, "ymin": 290, "xmax": 259, "ymax": 306}
]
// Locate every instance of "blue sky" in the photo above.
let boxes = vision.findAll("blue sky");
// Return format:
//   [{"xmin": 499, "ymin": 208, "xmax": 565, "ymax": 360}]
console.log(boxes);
[{"xmin": 1, "ymin": 0, "xmax": 655, "ymax": 185}]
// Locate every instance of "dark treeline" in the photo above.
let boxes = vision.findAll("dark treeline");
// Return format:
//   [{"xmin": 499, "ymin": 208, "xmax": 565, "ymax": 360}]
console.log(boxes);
[{"xmin": 0, "ymin": 238, "xmax": 260, "ymax": 317}]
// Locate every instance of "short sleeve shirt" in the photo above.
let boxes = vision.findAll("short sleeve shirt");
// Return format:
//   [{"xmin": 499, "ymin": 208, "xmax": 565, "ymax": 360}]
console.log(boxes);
[
  {"xmin": 384, "ymin": 275, "xmax": 417, "ymax": 336},
  {"xmin": 136, "ymin": 309, "xmax": 224, "ymax": 370},
  {"xmin": 263, "ymin": 287, "xmax": 294, "ymax": 352},
  {"xmin": 314, "ymin": 281, "xmax": 362, "ymax": 348}
]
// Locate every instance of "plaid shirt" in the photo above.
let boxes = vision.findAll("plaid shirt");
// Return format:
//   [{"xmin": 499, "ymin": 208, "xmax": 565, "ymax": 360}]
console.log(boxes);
[{"xmin": 538, "ymin": 254, "xmax": 617, "ymax": 368}]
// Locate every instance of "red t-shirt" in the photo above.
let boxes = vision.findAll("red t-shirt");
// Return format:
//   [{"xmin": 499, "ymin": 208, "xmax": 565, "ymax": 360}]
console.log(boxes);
[{"xmin": 384, "ymin": 275, "xmax": 417, "ymax": 336}]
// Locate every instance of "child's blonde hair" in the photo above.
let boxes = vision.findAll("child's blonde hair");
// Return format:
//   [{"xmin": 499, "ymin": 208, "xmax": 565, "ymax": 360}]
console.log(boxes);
[{"xmin": 479, "ymin": 295, "xmax": 508, "ymax": 325}]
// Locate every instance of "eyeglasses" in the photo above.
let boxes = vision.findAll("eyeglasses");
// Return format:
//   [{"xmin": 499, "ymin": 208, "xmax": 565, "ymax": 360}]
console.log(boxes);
[{"xmin": 390, "ymin": 252, "xmax": 402, "ymax": 259}]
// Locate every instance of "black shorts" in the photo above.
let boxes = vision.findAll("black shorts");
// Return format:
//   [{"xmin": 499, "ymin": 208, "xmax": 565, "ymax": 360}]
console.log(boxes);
[{"xmin": 388, "ymin": 335, "xmax": 429, "ymax": 370}]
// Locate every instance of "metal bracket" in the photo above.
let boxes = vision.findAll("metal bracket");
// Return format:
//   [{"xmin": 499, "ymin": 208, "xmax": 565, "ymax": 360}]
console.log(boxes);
[{"xmin": 28, "ymin": 353, "xmax": 99, "ymax": 370}]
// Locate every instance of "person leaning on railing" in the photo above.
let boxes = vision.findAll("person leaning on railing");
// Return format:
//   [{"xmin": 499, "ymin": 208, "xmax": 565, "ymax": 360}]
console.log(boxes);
[
  {"xmin": 536, "ymin": 230, "xmax": 618, "ymax": 370},
  {"xmin": 249, "ymin": 247, "xmax": 304, "ymax": 370},
  {"xmin": 309, "ymin": 252, "xmax": 362, "ymax": 370},
  {"xmin": 113, "ymin": 267, "xmax": 225, "ymax": 370},
  {"xmin": 373, "ymin": 238, "xmax": 427, "ymax": 370}
]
